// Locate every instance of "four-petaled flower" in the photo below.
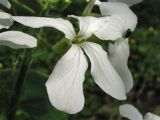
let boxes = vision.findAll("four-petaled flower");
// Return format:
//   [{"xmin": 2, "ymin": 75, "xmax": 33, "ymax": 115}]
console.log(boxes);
[{"xmin": 12, "ymin": 12, "xmax": 130, "ymax": 113}]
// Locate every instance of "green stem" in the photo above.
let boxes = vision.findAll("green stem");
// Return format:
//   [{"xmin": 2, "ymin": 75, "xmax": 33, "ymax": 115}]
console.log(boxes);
[
  {"xmin": 10, "ymin": 0, "xmax": 17, "ymax": 15},
  {"xmin": 37, "ymin": 9, "xmax": 50, "ymax": 40},
  {"xmin": 82, "ymin": 0, "xmax": 96, "ymax": 16},
  {"xmin": 10, "ymin": 51, "xmax": 23, "ymax": 82},
  {"xmin": 12, "ymin": 0, "xmax": 36, "ymax": 14},
  {"xmin": 6, "ymin": 50, "xmax": 33, "ymax": 120}
]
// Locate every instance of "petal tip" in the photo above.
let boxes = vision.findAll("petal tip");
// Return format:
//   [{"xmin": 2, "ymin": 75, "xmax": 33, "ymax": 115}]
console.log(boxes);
[{"xmin": 117, "ymin": 93, "xmax": 127, "ymax": 100}]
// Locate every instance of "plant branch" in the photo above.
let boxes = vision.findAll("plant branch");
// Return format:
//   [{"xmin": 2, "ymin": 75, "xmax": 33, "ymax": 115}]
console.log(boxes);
[{"xmin": 6, "ymin": 50, "xmax": 33, "ymax": 120}]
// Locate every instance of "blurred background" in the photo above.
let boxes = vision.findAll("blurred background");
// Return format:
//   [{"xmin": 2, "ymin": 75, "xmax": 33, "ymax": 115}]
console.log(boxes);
[{"xmin": 0, "ymin": 0, "xmax": 160, "ymax": 120}]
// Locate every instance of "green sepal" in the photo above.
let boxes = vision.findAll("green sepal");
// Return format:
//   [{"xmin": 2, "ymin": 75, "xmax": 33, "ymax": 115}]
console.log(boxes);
[{"xmin": 52, "ymin": 37, "xmax": 72, "ymax": 56}]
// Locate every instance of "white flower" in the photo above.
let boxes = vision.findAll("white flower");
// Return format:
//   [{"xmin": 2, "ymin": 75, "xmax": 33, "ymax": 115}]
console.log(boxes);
[
  {"xmin": 0, "ymin": 0, "xmax": 11, "ymax": 9},
  {"xmin": 87, "ymin": 0, "xmax": 143, "ymax": 94},
  {"xmin": 119, "ymin": 104, "xmax": 160, "ymax": 120},
  {"xmin": 86, "ymin": 0, "xmax": 143, "ymax": 6},
  {"xmin": 96, "ymin": 2, "xmax": 139, "ymax": 92},
  {"xmin": 0, "ymin": 7, "xmax": 37, "ymax": 48},
  {"xmin": 12, "ymin": 15, "xmax": 128, "ymax": 114}
]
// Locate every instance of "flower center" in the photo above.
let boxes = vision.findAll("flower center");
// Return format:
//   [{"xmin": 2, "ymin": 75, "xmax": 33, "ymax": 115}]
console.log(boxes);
[{"xmin": 71, "ymin": 35, "xmax": 86, "ymax": 44}]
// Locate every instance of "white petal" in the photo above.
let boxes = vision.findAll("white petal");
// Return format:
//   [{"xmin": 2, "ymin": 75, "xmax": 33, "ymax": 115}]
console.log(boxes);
[
  {"xmin": 99, "ymin": 2, "xmax": 137, "ymax": 31},
  {"xmin": 119, "ymin": 104, "xmax": 143, "ymax": 120},
  {"xmin": 0, "ymin": 31, "xmax": 37, "ymax": 49},
  {"xmin": 0, "ymin": 0, "xmax": 11, "ymax": 9},
  {"xmin": 95, "ymin": 16, "xmax": 124, "ymax": 40},
  {"xmin": 0, "ymin": 11, "xmax": 13, "ymax": 29},
  {"xmin": 81, "ymin": 42, "xmax": 126, "ymax": 100},
  {"xmin": 99, "ymin": 2, "xmax": 136, "ymax": 16},
  {"xmin": 69, "ymin": 15, "xmax": 109, "ymax": 40},
  {"xmin": 12, "ymin": 16, "xmax": 76, "ymax": 40},
  {"xmin": 96, "ymin": 2, "xmax": 137, "ymax": 40},
  {"xmin": 109, "ymin": 39, "xmax": 133, "ymax": 93},
  {"xmin": 45, "ymin": 45, "xmax": 88, "ymax": 114},
  {"xmin": 108, "ymin": 0, "xmax": 143, "ymax": 6},
  {"xmin": 86, "ymin": 0, "xmax": 102, "ymax": 5},
  {"xmin": 144, "ymin": 112, "xmax": 160, "ymax": 120}
]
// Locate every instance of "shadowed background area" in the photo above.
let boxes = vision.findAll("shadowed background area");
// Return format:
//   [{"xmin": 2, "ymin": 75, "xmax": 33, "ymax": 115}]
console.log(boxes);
[{"xmin": 0, "ymin": 0, "xmax": 160, "ymax": 120}]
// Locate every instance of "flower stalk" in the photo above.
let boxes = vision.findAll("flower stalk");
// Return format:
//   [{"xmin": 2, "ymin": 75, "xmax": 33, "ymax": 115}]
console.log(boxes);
[
  {"xmin": 82, "ymin": 0, "xmax": 96, "ymax": 16},
  {"xmin": 6, "ymin": 50, "xmax": 33, "ymax": 120}
]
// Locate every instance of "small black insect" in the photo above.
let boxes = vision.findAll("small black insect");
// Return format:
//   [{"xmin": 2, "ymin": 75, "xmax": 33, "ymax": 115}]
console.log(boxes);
[{"xmin": 125, "ymin": 29, "xmax": 132, "ymax": 38}]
